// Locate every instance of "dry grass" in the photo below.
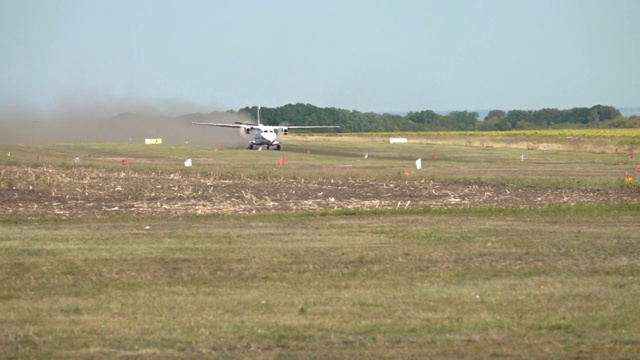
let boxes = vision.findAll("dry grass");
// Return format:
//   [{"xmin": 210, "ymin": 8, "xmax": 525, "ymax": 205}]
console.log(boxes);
[
  {"xmin": 294, "ymin": 129, "xmax": 640, "ymax": 153},
  {"xmin": 1, "ymin": 137, "xmax": 639, "ymax": 358},
  {"xmin": 1, "ymin": 209, "xmax": 639, "ymax": 358}
]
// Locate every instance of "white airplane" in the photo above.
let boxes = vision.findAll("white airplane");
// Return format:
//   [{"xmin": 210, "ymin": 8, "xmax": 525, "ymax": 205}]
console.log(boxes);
[{"xmin": 192, "ymin": 107, "xmax": 339, "ymax": 150}]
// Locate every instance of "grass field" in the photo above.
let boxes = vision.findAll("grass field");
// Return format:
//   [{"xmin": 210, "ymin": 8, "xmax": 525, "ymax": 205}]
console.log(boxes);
[{"xmin": 1, "ymin": 134, "xmax": 639, "ymax": 358}]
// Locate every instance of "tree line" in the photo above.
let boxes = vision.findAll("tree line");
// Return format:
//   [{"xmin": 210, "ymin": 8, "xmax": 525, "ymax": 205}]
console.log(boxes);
[{"xmin": 230, "ymin": 103, "xmax": 639, "ymax": 133}]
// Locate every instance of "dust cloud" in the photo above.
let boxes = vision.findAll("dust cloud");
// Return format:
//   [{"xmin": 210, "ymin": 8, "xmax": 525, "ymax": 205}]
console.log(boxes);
[{"xmin": 0, "ymin": 102, "xmax": 252, "ymax": 148}]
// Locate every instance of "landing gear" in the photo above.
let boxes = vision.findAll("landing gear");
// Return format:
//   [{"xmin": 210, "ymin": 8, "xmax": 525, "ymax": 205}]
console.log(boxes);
[{"xmin": 248, "ymin": 143, "xmax": 280, "ymax": 150}]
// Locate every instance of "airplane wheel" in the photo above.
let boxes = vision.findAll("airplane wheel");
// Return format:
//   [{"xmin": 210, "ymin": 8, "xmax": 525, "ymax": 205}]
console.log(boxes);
[
  {"xmin": 276, "ymin": 145, "xmax": 281, "ymax": 150},
  {"xmin": 266, "ymin": 146, "xmax": 270, "ymax": 150},
  {"xmin": 248, "ymin": 144, "xmax": 254, "ymax": 149}
]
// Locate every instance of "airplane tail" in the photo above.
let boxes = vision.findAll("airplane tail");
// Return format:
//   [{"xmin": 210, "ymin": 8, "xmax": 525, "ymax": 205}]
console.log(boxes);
[
  {"xmin": 235, "ymin": 106, "xmax": 261, "ymax": 126},
  {"xmin": 256, "ymin": 106, "xmax": 261, "ymax": 125}
]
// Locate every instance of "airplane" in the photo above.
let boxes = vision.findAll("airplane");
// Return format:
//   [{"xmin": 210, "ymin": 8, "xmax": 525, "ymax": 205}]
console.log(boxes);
[{"xmin": 191, "ymin": 106, "xmax": 339, "ymax": 150}]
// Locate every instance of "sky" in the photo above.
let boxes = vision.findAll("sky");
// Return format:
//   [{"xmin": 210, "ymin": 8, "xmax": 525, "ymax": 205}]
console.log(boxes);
[{"xmin": 1, "ymin": 0, "xmax": 639, "ymax": 118}]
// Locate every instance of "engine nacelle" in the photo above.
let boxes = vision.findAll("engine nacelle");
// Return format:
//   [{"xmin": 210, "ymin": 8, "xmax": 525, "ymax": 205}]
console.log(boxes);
[
  {"xmin": 244, "ymin": 127, "xmax": 252, "ymax": 135},
  {"xmin": 282, "ymin": 127, "xmax": 289, "ymax": 135}
]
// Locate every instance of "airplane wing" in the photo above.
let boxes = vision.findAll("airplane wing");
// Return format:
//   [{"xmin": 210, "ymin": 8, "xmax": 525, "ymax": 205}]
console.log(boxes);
[
  {"xmin": 279, "ymin": 125, "xmax": 340, "ymax": 129},
  {"xmin": 191, "ymin": 122, "xmax": 338, "ymax": 131},
  {"xmin": 271, "ymin": 124, "xmax": 339, "ymax": 135},
  {"xmin": 191, "ymin": 122, "xmax": 252, "ymax": 129}
]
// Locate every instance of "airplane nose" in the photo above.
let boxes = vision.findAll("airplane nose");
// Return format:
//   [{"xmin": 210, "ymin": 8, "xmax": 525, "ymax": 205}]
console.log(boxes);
[{"xmin": 264, "ymin": 132, "xmax": 276, "ymax": 142}]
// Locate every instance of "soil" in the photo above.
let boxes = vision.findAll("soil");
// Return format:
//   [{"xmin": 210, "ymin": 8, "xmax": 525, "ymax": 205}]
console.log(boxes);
[{"xmin": 1, "ymin": 165, "xmax": 637, "ymax": 219}]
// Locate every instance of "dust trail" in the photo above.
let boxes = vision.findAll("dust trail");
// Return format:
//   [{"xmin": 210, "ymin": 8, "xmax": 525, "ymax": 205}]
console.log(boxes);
[{"xmin": 0, "ymin": 102, "xmax": 252, "ymax": 148}]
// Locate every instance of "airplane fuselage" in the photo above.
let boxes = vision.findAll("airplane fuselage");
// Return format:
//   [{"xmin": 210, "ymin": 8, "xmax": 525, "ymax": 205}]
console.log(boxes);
[{"xmin": 249, "ymin": 126, "xmax": 281, "ymax": 150}]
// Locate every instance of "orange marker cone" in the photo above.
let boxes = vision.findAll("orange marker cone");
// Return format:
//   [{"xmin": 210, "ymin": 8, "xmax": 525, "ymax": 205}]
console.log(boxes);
[
  {"xmin": 624, "ymin": 172, "xmax": 633, "ymax": 182},
  {"xmin": 278, "ymin": 157, "xmax": 285, "ymax": 166}
]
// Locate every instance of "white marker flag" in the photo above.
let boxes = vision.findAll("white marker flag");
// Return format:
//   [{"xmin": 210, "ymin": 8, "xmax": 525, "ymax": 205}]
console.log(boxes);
[
  {"xmin": 415, "ymin": 158, "xmax": 422, "ymax": 170},
  {"xmin": 184, "ymin": 158, "xmax": 192, "ymax": 167},
  {"xmin": 364, "ymin": 153, "xmax": 368, "ymax": 159}
]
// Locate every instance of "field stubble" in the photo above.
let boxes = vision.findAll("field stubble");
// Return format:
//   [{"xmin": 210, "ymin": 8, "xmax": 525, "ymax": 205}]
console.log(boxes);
[
  {"xmin": 1, "ymin": 137, "xmax": 638, "ymax": 218},
  {"xmin": 0, "ymin": 165, "xmax": 638, "ymax": 219}
]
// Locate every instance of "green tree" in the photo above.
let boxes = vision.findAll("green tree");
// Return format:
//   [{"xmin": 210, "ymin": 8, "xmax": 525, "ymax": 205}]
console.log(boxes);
[
  {"xmin": 445, "ymin": 111, "xmax": 478, "ymax": 131},
  {"xmin": 505, "ymin": 110, "xmax": 533, "ymax": 130},
  {"xmin": 231, "ymin": 103, "xmax": 626, "ymax": 132},
  {"xmin": 484, "ymin": 109, "xmax": 506, "ymax": 121},
  {"xmin": 533, "ymin": 108, "xmax": 563, "ymax": 127},
  {"xmin": 406, "ymin": 110, "xmax": 442, "ymax": 127},
  {"xmin": 590, "ymin": 105, "xmax": 622, "ymax": 122}
]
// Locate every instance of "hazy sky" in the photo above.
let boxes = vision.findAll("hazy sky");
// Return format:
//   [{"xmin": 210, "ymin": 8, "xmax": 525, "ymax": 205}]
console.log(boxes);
[{"xmin": 1, "ymin": 0, "xmax": 638, "ymax": 117}]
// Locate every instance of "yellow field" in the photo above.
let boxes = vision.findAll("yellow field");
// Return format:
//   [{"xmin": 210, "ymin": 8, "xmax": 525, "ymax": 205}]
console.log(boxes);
[{"xmin": 428, "ymin": 128, "xmax": 640, "ymax": 138}]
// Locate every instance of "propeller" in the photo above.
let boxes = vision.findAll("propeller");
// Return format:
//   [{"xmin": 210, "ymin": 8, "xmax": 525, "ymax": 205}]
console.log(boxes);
[
  {"xmin": 279, "ymin": 121, "xmax": 292, "ymax": 135},
  {"xmin": 232, "ymin": 122, "xmax": 252, "ymax": 136}
]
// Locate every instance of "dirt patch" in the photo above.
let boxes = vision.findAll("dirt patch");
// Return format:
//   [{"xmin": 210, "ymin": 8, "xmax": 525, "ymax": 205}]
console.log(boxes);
[{"xmin": 1, "ymin": 165, "xmax": 636, "ymax": 219}]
